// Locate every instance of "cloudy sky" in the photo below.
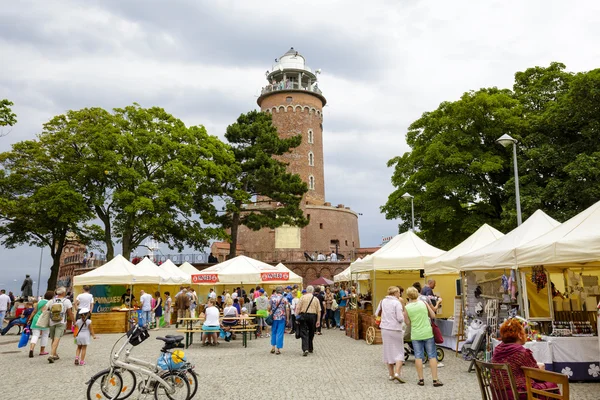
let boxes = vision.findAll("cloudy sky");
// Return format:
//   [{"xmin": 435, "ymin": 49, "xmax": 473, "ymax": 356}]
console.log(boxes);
[{"xmin": 1, "ymin": 0, "xmax": 599, "ymax": 293}]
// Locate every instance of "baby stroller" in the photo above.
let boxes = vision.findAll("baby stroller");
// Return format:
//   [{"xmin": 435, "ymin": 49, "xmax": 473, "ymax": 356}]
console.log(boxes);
[{"xmin": 404, "ymin": 339, "xmax": 445, "ymax": 363}]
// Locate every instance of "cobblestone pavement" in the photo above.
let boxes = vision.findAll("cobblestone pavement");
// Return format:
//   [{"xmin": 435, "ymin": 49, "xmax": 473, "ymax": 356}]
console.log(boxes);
[{"xmin": 1, "ymin": 326, "xmax": 598, "ymax": 399}]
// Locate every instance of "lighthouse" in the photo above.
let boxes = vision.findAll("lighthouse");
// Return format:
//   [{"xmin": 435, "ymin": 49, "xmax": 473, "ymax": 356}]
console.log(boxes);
[{"xmin": 235, "ymin": 48, "xmax": 360, "ymax": 268}]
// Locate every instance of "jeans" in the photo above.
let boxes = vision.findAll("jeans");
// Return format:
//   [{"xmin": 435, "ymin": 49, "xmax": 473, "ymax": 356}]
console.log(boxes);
[
  {"xmin": 300, "ymin": 313, "xmax": 317, "ymax": 352},
  {"xmin": 1, "ymin": 317, "xmax": 25, "ymax": 335},
  {"xmin": 270, "ymin": 319, "xmax": 286, "ymax": 349},
  {"xmin": 289, "ymin": 315, "xmax": 296, "ymax": 333},
  {"xmin": 334, "ymin": 309, "xmax": 340, "ymax": 327},
  {"xmin": 325, "ymin": 309, "xmax": 335, "ymax": 328},
  {"xmin": 0, "ymin": 310, "xmax": 6, "ymax": 330},
  {"xmin": 141, "ymin": 311, "xmax": 152, "ymax": 327},
  {"xmin": 412, "ymin": 337, "xmax": 436, "ymax": 360}
]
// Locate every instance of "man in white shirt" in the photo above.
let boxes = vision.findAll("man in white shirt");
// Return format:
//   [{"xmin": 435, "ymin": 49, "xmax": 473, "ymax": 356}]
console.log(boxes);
[
  {"xmin": 208, "ymin": 289, "xmax": 217, "ymax": 300},
  {"xmin": 330, "ymin": 251, "xmax": 338, "ymax": 262},
  {"xmin": 139, "ymin": 290, "xmax": 153, "ymax": 327},
  {"xmin": 75, "ymin": 285, "xmax": 94, "ymax": 318},
  {"xmin": 316, "ymin": 252, "xmax": 326, "ymax": 261},
  {"xmin": 0, "ymin": 289, "xmax": 10, "ymax": 330}
]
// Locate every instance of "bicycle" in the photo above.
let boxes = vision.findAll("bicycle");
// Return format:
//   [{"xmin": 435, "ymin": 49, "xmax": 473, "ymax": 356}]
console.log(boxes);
[{"xmin": 86, "ymin": 322, "xmax": 197, "ymax": 400}]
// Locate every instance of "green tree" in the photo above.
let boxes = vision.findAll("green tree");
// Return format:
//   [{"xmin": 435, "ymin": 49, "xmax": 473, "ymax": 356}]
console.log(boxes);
[
  {"xmin": 383, "ymin": 62, "xmax": 600, "ymax": 249},
  {"xmin": 382, "ymin": 88, "xmax": 525, "ymax": 249},
  {"xmin": 41, "ymin": 104, "xmax": 233, "ymax": 260},
  {"xmin": 215, "ymin": 110, "xmax": 308, "ymax": 259},
  {"xmin": 0, "ymin": 99, "xmax": 17, "ymax": 136},
  {"xmin": 0, "ymin": 140, "xmax": 93, "ymax": 290}
]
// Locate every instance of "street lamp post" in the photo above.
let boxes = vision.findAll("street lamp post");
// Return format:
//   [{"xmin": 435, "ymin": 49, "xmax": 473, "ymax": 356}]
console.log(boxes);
[
  {"xmin": 496, "ymin": 134, "xmax": 523, "ymax": 226},
  {"xmin": 401, "ymin": 192, "xmax": 415, "ymax": 231}
]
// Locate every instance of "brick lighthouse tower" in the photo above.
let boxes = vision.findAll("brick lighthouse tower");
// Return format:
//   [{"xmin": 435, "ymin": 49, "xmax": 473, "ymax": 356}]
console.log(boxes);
[{"xmin": 235, "ymin": 48, "xmax": 360, "ymax": 265}]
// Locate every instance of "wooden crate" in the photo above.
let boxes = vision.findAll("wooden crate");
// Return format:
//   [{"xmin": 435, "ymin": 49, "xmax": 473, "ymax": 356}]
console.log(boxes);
[
  {"xmin": 361, "ymin": 313, "xmax": 382, "ymax": 344},
  {"xmin": 345, "ymin": 310, "xmax": 360, "ymax": 340},
  {"xmin": 93, "ymin": 312, "xmax": 128, "ymax": 333}
]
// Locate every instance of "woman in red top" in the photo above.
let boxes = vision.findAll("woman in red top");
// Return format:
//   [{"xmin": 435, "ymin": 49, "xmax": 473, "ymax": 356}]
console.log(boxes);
[{"xmin": 491, "ymin": 319, "xmax": 558, "ymax": 399}]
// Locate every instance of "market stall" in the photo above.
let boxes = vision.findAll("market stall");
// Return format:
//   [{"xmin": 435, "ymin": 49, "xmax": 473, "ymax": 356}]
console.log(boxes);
[
  {"xmin": 190, "ymin": 255, "xmax": 303, "ymax": 293},
  {"xmin": 73, "ymin": 254, "xmax": 162, "ymax": 333},
  {"xmin": 159, "ymin": 259, "xmax": 192, "ymax": 284},
  {"xmin": 179, "ymin": 261, "xmax": 199, "ymax": 276},
  {"xmin": 514, "ymin": 200, "xmax": 600, "ymax": 381},
  {"xmin": 350, "ymin": 231, "xmax": 445, "ymax": 343}
]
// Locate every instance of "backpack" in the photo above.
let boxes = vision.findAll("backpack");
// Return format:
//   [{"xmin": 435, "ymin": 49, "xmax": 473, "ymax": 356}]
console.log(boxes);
[{"xmin": 50, "ymin": 299, "xmax": 65, "ymax": 322}]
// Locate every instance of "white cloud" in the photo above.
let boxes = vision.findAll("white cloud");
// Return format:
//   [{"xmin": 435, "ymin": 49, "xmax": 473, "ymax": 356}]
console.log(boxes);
[{"xmin": 2, "ymin": 0, "xmax": 600, "ymax": 288}]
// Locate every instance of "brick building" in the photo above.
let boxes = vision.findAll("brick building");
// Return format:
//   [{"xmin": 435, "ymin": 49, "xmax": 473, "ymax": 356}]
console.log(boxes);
[{"xmin": 235, "ymin": 48, "xmax": 361, "ymax": 264}]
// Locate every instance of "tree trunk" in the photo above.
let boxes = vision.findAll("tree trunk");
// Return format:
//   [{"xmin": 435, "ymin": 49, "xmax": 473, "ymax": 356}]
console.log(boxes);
[
  {"xmin": 47, "ymin": 242, "xmax": 64, "ymax": 291},
  {"xmin": 122, "ymin": 233, "xmax": 132, "ymax": 261},
  {"xmin": 96, "ymin": 205, "xmax": 114, "ymax": 260},
  {"xmin": 228, "ymin": 209, "xmax": 240, "ymax": 260}
]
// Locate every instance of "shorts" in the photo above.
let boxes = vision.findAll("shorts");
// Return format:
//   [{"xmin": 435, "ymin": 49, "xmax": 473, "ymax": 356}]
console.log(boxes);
[
  {"xmin": 412, "ymin": 337, "xmax": 436, "ymax": 361},
  {"xmin": 202, "ymin": 324, "xmax": 220, "ymax": 331},
  {"xmin": 49, "ymin": 323, "xmax": 66, "ymax": 340},
  {"xmin": 256, "ymin": 317, "xmax": 267, "ymax": 327}
]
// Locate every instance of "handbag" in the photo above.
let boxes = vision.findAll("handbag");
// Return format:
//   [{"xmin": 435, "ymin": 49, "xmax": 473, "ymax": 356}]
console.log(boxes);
[
  {"xmin": 431, "ymin": 319, "xmax": 444, "ymax": 344},
  {"xmin": 375, "ymin": 301, "xmax": 383, "ymax": 328},
  {"xmin": 266, "ymin": 298, "xmax": 283, "ymax": 326},
  {"xmin": 36, "ymin": 309, "xmax": 50, "ymax": 328},
  {"xmin": 295, "ymin": 296, "xmax": 315, "ymax": 323},
  {"xmin": 18, "ymin": 326, "xmax": 31, "ymax": 348}
]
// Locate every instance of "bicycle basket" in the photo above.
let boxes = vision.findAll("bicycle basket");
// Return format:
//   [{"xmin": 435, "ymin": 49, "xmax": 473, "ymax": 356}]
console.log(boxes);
[{"xmin": 128, "ymin": 325, "xmax": 149, "ymax": 346}]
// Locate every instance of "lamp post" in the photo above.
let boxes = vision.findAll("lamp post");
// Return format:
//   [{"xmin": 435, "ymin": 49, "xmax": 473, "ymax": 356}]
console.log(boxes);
[
  {"xmin": 401, "ymin": 192, "xmax": 415, "ymax": 231},
  {"xmin": 496, "ymin": 134, "xmax": 522, "ymax": 226},
  {"xmin": 37, "ymin": 247, "xmax": 43, "ymax": 298}
]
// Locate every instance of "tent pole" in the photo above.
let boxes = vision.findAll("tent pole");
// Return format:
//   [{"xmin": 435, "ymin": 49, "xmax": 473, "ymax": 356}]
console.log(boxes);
[{"xmin": 373, "ymin": 268, "xmax": 376, "ymax": 316}]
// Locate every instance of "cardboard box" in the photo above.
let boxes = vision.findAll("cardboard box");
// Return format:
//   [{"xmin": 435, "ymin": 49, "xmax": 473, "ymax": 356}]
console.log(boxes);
[
  {"xmin": 553, "ymin": 300, "xmax": 563, "ymax": 312},
  {"xmin": 584, "ymin": 297, "xmax": 597, "ymax": 311},
  {"xmin": 570, "ymin": 298, "xmax": 581, "ymax": 311},
  {"xmin": 562, "ymin": 299, "xmax": 571, "ymax": 311}
]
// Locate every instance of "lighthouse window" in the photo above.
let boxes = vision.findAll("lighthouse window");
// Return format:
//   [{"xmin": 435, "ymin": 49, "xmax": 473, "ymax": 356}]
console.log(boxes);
[
  {"xmin": 308, "ymin": 129, "xmax": 314, "ymax": 144},
  {"xmin": 309, "ymin": 175, "xmax": 315, "ymax": 190},
  {"xmin": 308, "ymin": 152, "xmax": 314, "ymax": 166}
]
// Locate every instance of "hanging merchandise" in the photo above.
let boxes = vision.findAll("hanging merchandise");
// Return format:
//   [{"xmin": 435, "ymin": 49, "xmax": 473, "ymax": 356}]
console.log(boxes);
[
  {"xmin": 531, "ymin": 266, "xmax": 547, "ymax": 293},
  {"xmin": 509, "ymin": 270, "xmax": 517, "ymax": 301},
  {"xmin": 474, "ymin": 286, "xmax": 482, "ymax": 298},
  {"xmin": 501, "ymin": 274, "xmax": 509, "ymax": 292}
]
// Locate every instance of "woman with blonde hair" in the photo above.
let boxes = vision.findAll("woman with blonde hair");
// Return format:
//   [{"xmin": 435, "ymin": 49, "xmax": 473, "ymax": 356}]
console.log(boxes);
[
  {"xmin": 405, "ymin": 286, "xmax": 442, "ymax": 387},
  {"xmin": 376, "ymin": 286, "xmax": 407, "ymax": 383},
  {"xmin": 221, "ymin": 297, "xmax": 238, "ymax": 342}
]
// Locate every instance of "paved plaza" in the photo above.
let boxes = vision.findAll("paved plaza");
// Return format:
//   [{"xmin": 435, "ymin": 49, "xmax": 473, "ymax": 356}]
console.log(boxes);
[{"xmin": 1, "ymin": 327, "xmax": 598, "ymax": 399}]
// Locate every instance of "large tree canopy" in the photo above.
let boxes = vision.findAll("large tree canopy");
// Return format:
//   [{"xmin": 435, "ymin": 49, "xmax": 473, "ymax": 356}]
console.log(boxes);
[
  {"xmin": 213, "ymin": 110, "xmax": 308, "ymax": 259},
  {"xmin": 40, "ymin": 104, "xmax": 233, "ymax": 260},
  {"xmin": 382, "ymin": 62, "xmax": 600, "ymax": 249},
  {"xmin": 0, "ymin": 139, "xmax": 93, "ymax": 290}
]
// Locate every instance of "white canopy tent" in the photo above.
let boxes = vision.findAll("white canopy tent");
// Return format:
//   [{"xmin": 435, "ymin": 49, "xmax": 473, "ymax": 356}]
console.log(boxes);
[
  {"xmin": 135, "ymin": 257, "xmax": 187, "ymax": 285},
  {"xmin": 159, "ymin": 259, "xmax": 192, "ymax": 284},
  {"xmin": 334, "ymin": 265, "xmax": 369, "ymax": 282},
  {"xmin": 74, "ymin": 254, "xmax": 161, "ymax": 285},
  {"xmin": 425, "ymin": 224, "xmax": 505, "ymax": 275},
  {"xmin": 458, "ymin": 210, "xmax": 560, "ymax": 271},
  {"xmin": 191, "ymin": 255, "xmax": 302, "ymax": 285},
  {"xmin": 179, "ymin": 262, "xmax": 199, "ymax": 276},
  {"xmin": 516, "ymin": 200, "xmax": 600, "ymax": 267},
  {"xmin": 351, "ymin": 230, "xmax": 446, "ymax": 272},
  {"xmin": 274, "ymin": 263, "xmax": 304, "ymax": 284}
]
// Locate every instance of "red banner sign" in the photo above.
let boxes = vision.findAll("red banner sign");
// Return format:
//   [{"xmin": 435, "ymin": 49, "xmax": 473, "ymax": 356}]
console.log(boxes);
[
  {"xmin": 191, "ymin": 274, "xmax": 219, "ymax": 284},
  {"xmin": 261, "ymin": 272, "xmax": 289, "ymax": 282}
]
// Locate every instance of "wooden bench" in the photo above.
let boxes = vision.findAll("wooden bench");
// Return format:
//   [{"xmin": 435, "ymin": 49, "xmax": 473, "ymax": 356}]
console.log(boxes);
[
  {"xmin": 176, "ymin": 329, "xmax": 215, "ymax": 348},
  {"xmin": 230, "ymin": 326, "xmax": 258, "ymax": 348}
]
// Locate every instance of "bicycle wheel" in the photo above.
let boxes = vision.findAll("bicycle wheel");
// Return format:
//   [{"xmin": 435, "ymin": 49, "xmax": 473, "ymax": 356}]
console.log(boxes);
[
  {"xmin": 154, "ymin": 371, "xmax": 190, "ymax": 400},
  {"xmin": 436, "ymin": 347, "xmax": 445, "ymax": 362},
  {"xmin": 184, "ymin": 369, "xmax": 198, "ymax": 399},
  {"xmin": 87, "ymin": 369, "xmax": 123, "ymax": 400},
  {"xmin": 115, "ymin": 368, "xmax": 137, "ymax": 400}
]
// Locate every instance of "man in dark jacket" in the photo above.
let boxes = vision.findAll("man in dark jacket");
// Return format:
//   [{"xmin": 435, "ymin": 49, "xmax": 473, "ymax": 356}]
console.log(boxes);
[{"xmin": 21, "ymin": 275, "xmax": 33, "ymax": 298}]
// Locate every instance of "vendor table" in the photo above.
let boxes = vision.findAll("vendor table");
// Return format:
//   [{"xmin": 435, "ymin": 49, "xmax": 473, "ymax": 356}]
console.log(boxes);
[
  {"xmin": 542, "ymin": 336, "xmax": 600, "ymax": 381},
  {"xmin": 92, "ymin": 311, "xmax": 130, "ymax": 333},
  {"xmin": 435, "ymin": 319, "xmax": 464, "ymax": 352},
  {"xmin": 492, "ymin": 336, "xmax": 600, "ymax": 381}
]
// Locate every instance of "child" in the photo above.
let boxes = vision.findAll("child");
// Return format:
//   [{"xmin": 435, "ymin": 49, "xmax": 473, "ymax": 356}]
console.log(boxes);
[
  {"xmin": 1, "ymin": 301, "xmax": 33, "ymax": 336},
  {"xmin": 74, "ymin": 308, "xmax": 97, "ymax": 366}
]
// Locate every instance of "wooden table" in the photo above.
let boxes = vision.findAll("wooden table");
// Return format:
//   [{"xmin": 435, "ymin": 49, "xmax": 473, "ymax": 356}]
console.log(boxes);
[{"xmin": 176, "ymin": 316, "xmax": 257, "ymax": 348}]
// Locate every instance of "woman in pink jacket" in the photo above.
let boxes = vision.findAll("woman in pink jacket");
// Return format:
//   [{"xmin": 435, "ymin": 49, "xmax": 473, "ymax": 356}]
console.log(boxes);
[{"xmin": 376, "ymin": 286, "xmax": 408, "ymax": 383}]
